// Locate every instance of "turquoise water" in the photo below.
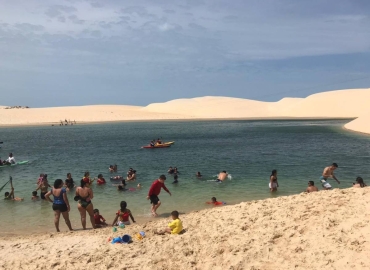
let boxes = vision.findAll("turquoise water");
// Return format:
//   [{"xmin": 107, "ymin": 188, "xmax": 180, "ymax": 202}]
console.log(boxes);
[{"xmin": 0, "ymin": 120, "xmax": 369, "ymax": 234}]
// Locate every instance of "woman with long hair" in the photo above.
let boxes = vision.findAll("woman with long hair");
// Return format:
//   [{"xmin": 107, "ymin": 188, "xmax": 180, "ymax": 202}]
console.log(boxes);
[{"xmin": 75, "ymin": 178, "xmax": 96, "ymax": 229}]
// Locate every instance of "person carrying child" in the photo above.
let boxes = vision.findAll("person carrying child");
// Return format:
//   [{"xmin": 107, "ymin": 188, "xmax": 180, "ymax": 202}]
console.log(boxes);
[
  {"xmin": 93, "ymin": 209, "xmax": 108, "ymax": 227},
  {"xmin": 154, "ymin": 210, "xmax": 183, "ymax": 235},
  {"xmin": 112, "ymin": 201, "xmax": 136, "ymax": 226}
]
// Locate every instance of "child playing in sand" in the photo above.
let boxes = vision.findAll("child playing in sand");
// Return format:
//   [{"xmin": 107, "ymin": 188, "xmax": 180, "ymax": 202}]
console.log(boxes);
[
  {"xmin": 206, "ymin": 197, "xmax": 225, "ymax": 206},
  {"xmin": 31, "ymin": 191, "xmax": 40, "ymax": 200},
  {"xmin": 155, "ymin": 210, "xmax": 183, "ymax": 235},
  {"xmin": 112, "ymin": 201, "xmax": 136, "ymax": 226},
  {"xmin": 93, "ymin": 209, "xmax": 108, "ymax": 227}
]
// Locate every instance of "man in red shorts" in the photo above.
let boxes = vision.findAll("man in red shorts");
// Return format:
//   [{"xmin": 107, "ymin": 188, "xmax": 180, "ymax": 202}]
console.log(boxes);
[{"xmin": 147, "ymin": 175, "xmax": 171, "ymax": 216}]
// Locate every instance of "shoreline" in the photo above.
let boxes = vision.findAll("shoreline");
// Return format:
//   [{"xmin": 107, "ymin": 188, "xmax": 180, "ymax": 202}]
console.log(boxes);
[{"xmin": 1, "ymin": 187, "xmax": 369, "ymax": 269}]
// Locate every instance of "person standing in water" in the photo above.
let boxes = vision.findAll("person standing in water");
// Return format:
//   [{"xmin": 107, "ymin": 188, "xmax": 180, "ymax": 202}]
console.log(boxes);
[
  {"xmin": 320, "ymin": 163, "xmax": 340, "ymax": 190},
  {"xmin": 147, "ymin": 175, "xmax": 171, "ymax": 217},
  {"xmin": 45, "ymin": 179, "xmax": 73, "ymax": 232},
  {"xmin": 36, "ymin": 175, "xmax": 51, "ymax": 200},
  {"xmin": 269, "ymin": 169, "xmax": 278, "ymax": 192},
  {"xmin": 216, "ymin": 171, "xmax": 228, "ymax": 182},
  {"xmin": 75, "ymin": 179, "xmax": 96, "ymax": 229}
]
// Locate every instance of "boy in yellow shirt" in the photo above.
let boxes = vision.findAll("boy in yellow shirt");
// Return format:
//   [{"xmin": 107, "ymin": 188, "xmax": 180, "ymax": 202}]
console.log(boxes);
[{"xmin": 155, "ymin": 210, "xmax": 183, "ymax": 235}]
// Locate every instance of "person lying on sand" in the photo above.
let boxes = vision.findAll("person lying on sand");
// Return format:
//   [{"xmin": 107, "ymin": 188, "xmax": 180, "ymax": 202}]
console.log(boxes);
[
  {"xmin": 4, "ymin": 177, "xmax": 23, "ymax": 201},
  {"xmin": 154, "ymin": 210, "xmax": 183, "ymax": 235},
  {"xmin": 306, "ymin": 181, "xmax": 318, "ymax": 193},
  {"xmin": 206, "ymin": 197, "xmax": 225, "ymax": 206},
  {"xmin": 320, "ymin": 163, "xmax": 340, "ymax": 189},
  {"xmin": 353, "ymin": 177, "xmax": 367, "ymax": 188}
]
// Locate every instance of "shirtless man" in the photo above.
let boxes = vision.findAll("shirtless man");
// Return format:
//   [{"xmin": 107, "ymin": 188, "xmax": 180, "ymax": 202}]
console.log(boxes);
[
  {"xmin": 306, "ymin": 181, "xmax": 319, "ymax": 193},
  {"xmin": 216, "ymin": 171, "xmax": 228, "ymax": 182},
  {"xmin": 320, "ymin": 163, "xmax": 340, "ymax": 190}
]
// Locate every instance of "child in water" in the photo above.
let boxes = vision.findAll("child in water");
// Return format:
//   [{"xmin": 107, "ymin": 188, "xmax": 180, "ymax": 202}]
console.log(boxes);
[
  {"xmin": 94, "ymin": 209, "xmax": 108, "ymax": 227},
  {"xmin": 97, "ymin": 174, "xmax": 106, "ymax": 185},
  {"xmin": 31, "ymin": 191, "xmax": 39, "ymax": 200},
  {"xmin": 206, "ymin": 197, "xmax": 225, "ymax": 206},
  {"xmin": 172, "ymin": 174, "xmax": 178, "ymax": 184},
  {"xmin": 112, "ymin": 201, "xmax": 136, "ymax": 226},
  {"xmin": 154, "ymin": 210, "xmax": 183, "ymax": 235}
]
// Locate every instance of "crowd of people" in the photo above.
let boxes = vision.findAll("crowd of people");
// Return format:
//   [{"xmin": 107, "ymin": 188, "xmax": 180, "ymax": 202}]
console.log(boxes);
[{"xmin": 2, "ymin": 160, "xmax": 368, "ymax": 234}]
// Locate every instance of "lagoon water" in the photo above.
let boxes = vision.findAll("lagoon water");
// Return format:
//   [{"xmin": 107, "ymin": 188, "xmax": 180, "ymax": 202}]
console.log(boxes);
[{"xmin": 1, "ymin": 120, "xmax": 369, "ymax": 234}]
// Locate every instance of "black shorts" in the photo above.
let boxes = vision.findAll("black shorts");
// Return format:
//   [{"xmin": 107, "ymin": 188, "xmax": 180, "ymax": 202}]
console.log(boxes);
[
  {"xmin": 150, "ymin": 195, "xmax": 160, "ymax": 205},
  {"xmin": 52, "ymin": 204, "xmax": 68, "ymax": 212},
  {"xmin": 41, "ymin": 192, "xmax": 47, "ymax": 200}
]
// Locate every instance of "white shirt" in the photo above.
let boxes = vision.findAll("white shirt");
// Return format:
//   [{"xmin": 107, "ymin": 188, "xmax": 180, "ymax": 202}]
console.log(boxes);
[{"xmin": 7, "ymin": 156, "xmax": 15, "ymax": 164}]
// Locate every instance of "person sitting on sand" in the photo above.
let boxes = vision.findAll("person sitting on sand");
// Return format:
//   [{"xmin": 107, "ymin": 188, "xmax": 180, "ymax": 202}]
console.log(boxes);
[
  {"xmin": 65, "ymin": 173, "xmax": 75, "ymax": 191},
  {"xmin": 216, "ymin": 171, "xmax": 228, "ymax": 183},
  {"xmin": 206, "ymin": 197, "xmax": 225, "ymax": 206},
  {"xmin": 269, "ymin": 169, "xmax": 278, "ymax": 192},
  {"xmin": 168, "ymin": 167, "xmax": 174, "ymax": 174},
  {"xmin": 320, "ymin": 163, "xmax": 340, "ymax": 189},
  {"xmin": 306, "ymin": 181, "xmax": 319, "ymax": 193},
  {"xmin": 93, "ymin": 209, "xmax": 108, "ymax": 227},
  {"xmin": 97, "ymin": 174, "xmax": 106, "ymax": 185},
  {"xmin": 147, "ymin": 175, "xmax": 172, "ymax": 217},
  {"xmin": 154, "ymin": 210, "xmax": 183, "ymax": 235},
  {"xmin": 4, "ymin": 177, "xmax": 23, "ymax": 201},
  {"xmin": 112, "ymin": 201, "xmax": 136, "ymax": 226},
  {"xmin": 353, "ymin": 177, "xmax": 367, "ymax": 188},
  {"xmin": 31, "ymin": 191, "xmax": 40, "ymax": 200},
  {"xmin": 196, "ymin": 172, "xmax": 202, "ymax": 178},
  {"xmin": 109, "ymin": 165, "xmax": 114, "ymax": 173}
]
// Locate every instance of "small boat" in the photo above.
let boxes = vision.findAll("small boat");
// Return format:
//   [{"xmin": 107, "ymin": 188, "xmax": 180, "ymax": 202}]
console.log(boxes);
[
  {"xmin": 0, "ymin": 160, "xmax": 29, "ymax": 168},
  {"xmin": 158, "ymin": 141, "xmax": 175, "ymax": 146},
  {"xmin": 142, "ymin": 144, "xmax": 171, "ymax": 149}
]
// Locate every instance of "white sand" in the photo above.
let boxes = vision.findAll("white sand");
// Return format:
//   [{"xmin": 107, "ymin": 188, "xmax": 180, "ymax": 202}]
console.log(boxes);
[
  {"xmin": 1, "ymin": 88, "xmax": 370, "ymax": 134},
  {"xmin": 1, "ymin": 187, "xmax": 369, "ymax": 269}
]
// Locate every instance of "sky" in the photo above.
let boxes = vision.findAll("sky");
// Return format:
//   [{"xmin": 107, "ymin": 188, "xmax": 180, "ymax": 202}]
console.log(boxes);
[{"xmin": 0, "ymin": 0, "xmax": 370, "ymax": 107}]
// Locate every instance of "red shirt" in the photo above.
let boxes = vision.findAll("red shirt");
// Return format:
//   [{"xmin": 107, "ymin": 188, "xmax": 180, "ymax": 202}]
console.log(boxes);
[
  {"xmin": 94, "ymin": 214, "xmax": 105, "ymax": 224},
  {"xmin": 97, "ymin": 178, "xmax": 106, "ymax": 185},
  {"xmin": 148, "ymin": 179, "xmax": 169, "ymax": 196}
]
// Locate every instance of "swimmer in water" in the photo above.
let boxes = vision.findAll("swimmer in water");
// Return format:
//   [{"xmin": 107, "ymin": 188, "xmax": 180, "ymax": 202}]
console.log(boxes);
[
  {"xmin": 206, "ymin": 197, "xmax": 225, "ymax": 206},
  {"xmin": 4, "ymin": 177, "xmax": 23, "ymax": 201},
  {"xmin": 31, "ymin": 191, "xmax": 40, "ymax": 200},
  {"xmin": 196, "ymin": 172, "xmax": 202, "ymax": 178},
  {"xmin": 167, "ymin": 167, "xmax": 174, "ymax": 174},
  {"xmin": 216, "ymin": 171, "xmax": 228, "ymax": 182},
  {"xmin": 137, "ymin": 183, "xmax": 142, "ymax": 189},
  {"xmin": 172, "ymin": 174, "xmax": 178, "ymax": 184}
]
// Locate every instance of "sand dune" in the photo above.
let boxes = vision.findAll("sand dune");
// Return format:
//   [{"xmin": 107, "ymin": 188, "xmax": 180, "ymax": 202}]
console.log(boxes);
[
  {"xmin": 1, "ymin": 88, "xmax": 370, "ymax": 134},
  {"xmin": 1, "ymin": 187, "xmax": 369, "ymax": 269}
]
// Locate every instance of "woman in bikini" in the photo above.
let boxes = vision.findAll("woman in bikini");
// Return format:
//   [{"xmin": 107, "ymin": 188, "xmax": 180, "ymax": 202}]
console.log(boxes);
[
  {"xmin": 45, "ymin": 179, "xmax": 73, "ymax": 232},
  {"xmin": 36, "ymin": 175, "xmax": 51, "ymax": 200},
  {"xmin": 75, "ymin": 178, "xmax": 96, "ymax": 229}
]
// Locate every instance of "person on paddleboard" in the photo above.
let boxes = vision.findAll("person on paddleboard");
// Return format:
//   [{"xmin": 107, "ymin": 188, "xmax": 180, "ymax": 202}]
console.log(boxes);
[{"xmin": 3, "ymin": 153, "xmax": 16, "ymax": 165}]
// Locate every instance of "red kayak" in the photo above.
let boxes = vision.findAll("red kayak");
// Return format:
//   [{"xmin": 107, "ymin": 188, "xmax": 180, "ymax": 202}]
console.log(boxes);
[{"xmin": 142, "ymin": 144, "xmax": 171, "ymax": 149}]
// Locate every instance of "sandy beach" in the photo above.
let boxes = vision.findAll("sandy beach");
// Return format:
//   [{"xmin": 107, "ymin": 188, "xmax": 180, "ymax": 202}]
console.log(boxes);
[
  {"xmin": 1, "ymin": 88, "xmax": 370, "ymax": 135},
  {"xmin": 1, "ymin": 187, "xmax": 369, "ymax": 270}
]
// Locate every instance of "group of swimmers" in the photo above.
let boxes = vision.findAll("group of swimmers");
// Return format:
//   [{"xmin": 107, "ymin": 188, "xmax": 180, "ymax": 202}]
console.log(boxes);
[{"xmin": 269, "ymin": 163, "xmax": 367, "ymax": 193}]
